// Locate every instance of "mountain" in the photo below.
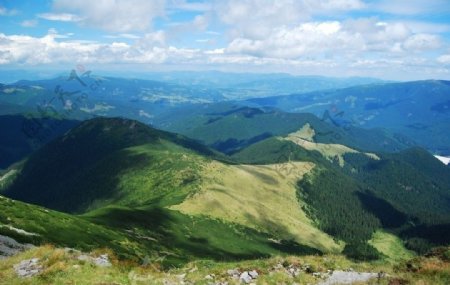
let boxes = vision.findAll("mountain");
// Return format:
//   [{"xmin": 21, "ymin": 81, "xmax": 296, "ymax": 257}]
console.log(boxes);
[
  {"xmin": 156, "ymin": 103, "xmax": 413, "ymax": 154},
  {"xmin": 232, "ymin": 127, "xmax": 450, "ymax": 255},
  {"xmin": 0, "ymin": 115, "xmax": 79, "ymax": 169},
  {"xmin": 2, "ymin": 117, "xmax": 449, "ymax": 263},
  {"xmin": 136, "ymin": 71, "xmax": 385, "ymax": 98},
  {"xmin": 245, "ymin": 80, "xmax": 450, "ymax": 155},
  {"xmin": 0, "ymin": 73, "xmax": 385, "ymax": 124},
  {"xmin": 0, "ymin": 75, "xmax": 225, "ymax": 126},
  {"xmin": 2, "ymin": 117, "xmax": 338, "ymax": 265},
  {"xmin": 1, "ymin": 118, "xmax": 340, "ymax": 252},
  {"xmin": 2, "ymin": 117, "xmax": 218, "ymax": 213}
]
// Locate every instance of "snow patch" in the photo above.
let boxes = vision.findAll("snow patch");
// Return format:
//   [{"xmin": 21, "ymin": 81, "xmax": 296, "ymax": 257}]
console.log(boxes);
[{"xmin": 434, "ymin": 155, "xmax": 450, "ymax": 165}]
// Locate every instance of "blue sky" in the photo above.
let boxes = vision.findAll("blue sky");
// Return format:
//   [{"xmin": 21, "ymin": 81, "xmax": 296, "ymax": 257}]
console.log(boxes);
[{"xmin": 1, "ymin": 0, "xmax": 450, "ymax": 80}]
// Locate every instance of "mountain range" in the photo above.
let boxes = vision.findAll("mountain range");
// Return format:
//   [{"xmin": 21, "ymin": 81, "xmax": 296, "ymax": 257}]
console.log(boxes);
[{"xmin": 0, "ymin": 72, "xmax": 449, "ymax": 283}]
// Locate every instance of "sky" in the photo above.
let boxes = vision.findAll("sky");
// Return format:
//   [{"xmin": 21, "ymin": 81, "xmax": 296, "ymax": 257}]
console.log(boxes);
[{"xmin": 1, "ymin": 0, "xmax": 450, "ymax": 80}]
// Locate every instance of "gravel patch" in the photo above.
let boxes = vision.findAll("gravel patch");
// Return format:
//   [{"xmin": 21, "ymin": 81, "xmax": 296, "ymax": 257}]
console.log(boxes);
[{"xmin": 318, "ymin": 270, "xmax": 378, "ymax": 285}]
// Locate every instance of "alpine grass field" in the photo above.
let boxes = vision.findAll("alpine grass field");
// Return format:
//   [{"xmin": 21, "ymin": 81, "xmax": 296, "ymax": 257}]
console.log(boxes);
[{"xmin": 1, "ymin": 0, "xmax": 450, "ymax": 284}]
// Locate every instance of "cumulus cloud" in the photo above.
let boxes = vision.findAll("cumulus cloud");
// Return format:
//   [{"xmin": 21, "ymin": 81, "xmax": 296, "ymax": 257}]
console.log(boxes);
[
  {"xmin": 51, "ymin": 0, "xmax": 165, "ymax": 32},
  {"xmin": 0, "ymin": 30, "xmax": 197, "ymax": 66},
  {"xmin": 38, "ymin": 13, "xmax": 82, "ymax": 22},
  {"xmin": 225, "ymin": 18, "xmax": 443, "ymax": 60},
  {"xmin": 0, "ymin": 0, "xmax": 449, "ymax": 79},
  {"xmin": 214, "ymin": 0, "xmax": 365, "ymax": 39}
]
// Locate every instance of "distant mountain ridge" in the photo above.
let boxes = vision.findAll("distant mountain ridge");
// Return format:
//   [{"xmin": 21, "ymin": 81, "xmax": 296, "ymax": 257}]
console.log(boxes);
[{"xmin": 244, "ymin": 80, "xmax": 450, "ymax": 155}]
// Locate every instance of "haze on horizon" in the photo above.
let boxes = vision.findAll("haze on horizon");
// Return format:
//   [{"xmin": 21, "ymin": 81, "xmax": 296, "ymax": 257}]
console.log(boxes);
[{"xmin": 1, "ymin": 0, "xmax": 450, "ymax": 80}]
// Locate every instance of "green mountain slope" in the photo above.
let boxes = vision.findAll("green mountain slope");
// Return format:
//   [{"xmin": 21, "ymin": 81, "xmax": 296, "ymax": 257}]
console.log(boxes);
[
  {"xmin": 158, "ymin": 104, "xmax": 411, "ymax": 154},
  {"xmin": 2, "ymin": 117, "xmax": 449, "ymax": 264},
  {"xmin": 3, "ymin": 117, "xmax": 217, "ymax": 213},
  {"xmin": 0, "ymin": 115, "xmax": 79, "ymax": 169},
  {"xmin": 1, "ymin": 117, "xmax": 334, "ymax": 263},
  {"xmin": 233, "ymin": 124, "xmax": 450, "ymax": 258},
  {"xmin": 1, "ymin": 194, "xmax": 323, "ymax": 266}
]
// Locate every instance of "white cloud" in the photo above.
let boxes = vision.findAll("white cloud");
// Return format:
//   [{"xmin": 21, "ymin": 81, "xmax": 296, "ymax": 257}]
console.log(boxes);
[
  {"xmin": 0, "ymin": 29, "xmax": 448, "ymax": 80},
  {"xmin": 21, "ymin": 20, "xmax": 39, "ymax": 28},
  {"xmin": 38, "ymin": 13, "xmax": 82, "ymax": 22},
  {"xmin": 403, "ymin": 34, "xmax": 441, "ymax": 51},
  {"xmin": 51, "ymin": 0, "xmax": 165, "ymax": 32},
  {"xmin": 214, "ymin": 0, "xmax": 365, "ymax": 40},
  {"xmin": 104, "ymin": 34, "xmax": 141, "ymax": 39},
  {"xmin": 226, "ymin": 21, "xmax": 359, "ymax": 58},
  {"xmin": 438, "ymin": 54, "xmax": 450, "ymax": 64},
  {"xmin": 0, "ymin": 6, "xmax": 18, "ymax": 16},
  {"xmin": 0, "ymin": 30, "xmax": 190, "ymax": 66},
  {"xmin": 225, "ymin": 19, "xmax": 440, "ymax": 59}
]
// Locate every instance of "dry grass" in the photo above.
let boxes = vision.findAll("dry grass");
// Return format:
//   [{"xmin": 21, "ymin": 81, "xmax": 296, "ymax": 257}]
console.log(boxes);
[
  {"xmin": 1, "ymin": 245, "xmax": 449, "ymax": 284},
  {"xmin": 171, "ymin": 160, "xmax": 341, "ymax": 252},
  {"xmin": 282, "ymin": 123, "xmax": 380, "ymax": 166}
]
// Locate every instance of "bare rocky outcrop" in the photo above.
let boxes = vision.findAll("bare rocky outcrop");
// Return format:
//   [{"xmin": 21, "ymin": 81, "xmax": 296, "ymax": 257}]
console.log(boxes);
[
  {"xmin": 0, "ymin": 234, "xmax": 34, "ymax": 259},
  {"xmin": 13, "ymin": 258, "xmax": 43, "ymax": 278}
]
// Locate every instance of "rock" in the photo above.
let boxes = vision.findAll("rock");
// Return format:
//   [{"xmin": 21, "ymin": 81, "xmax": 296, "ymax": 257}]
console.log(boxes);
[
  {"xmin": 248, "ymin": 270, "xmax": 258, "ymax": 279},
  {"xmin": 93, "ymin": 254, "xmax": 111, "ymax": 267},
  {"xmin": 239, "ymin": 271, "xmax": 252, "ymax": 284},
  {"xmin": 227, "ymin": 268, "xmax": 240, "ymax": 279},
  {"xmin": 14, "ymin": 258, "xmax": 42, "ymax": 278},
  {"xmin": 77, "ymin": 253, "xmax": 111, "ymax": 267},
  {"xmin": 227, "ymin": 269, "xmax": 240, "ymax": 275},
  {"xmin": 0, "ymin": 234, "xmax": 34, "ymax": 259},
  {"xmin": 287, "ymin": 267, "xmax": 301, "ymax": 277},
  {"xmin": 318, "ymin": 270, "xmax": 378, "ymax": 285}
]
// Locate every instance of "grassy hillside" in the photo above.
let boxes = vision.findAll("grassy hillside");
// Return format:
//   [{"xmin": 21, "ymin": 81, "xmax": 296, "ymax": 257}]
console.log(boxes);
[
  {"xmin": 232, "ymin": 124, "xmax": 450, "ymax": 259},
  {"xmin": 1, "ymin": 194, "xmax": 323, "ymax": 266},
  {"xmin": 2, "ymin": 117, "xmax": 218, "ymax": 213},
  {"xmin": 1, "ymin": 117, "xmax": 334, "ymax": 264},
  {"xmin": 2, "ymin": 117, "xmax": 449, "ymax": 265},
  {"xmin": 172, "ymin": 161, "xmax": 341, "ymax": 252}
]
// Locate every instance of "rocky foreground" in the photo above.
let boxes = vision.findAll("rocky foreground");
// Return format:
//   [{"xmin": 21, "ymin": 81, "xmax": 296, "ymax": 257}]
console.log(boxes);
[{"xmin": 0, "ymin": 244, "xmax": 449, "ymax": 284}]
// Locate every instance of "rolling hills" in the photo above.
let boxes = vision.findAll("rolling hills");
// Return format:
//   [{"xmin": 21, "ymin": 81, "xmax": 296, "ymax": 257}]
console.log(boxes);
[
  {"xmin": 1, "ymin": 117, "xmax": 449, "ymax": 265},
  {"xmin": 245, "ymin": 80, "xmax": 450, "ymax": 156},
  {"xmin": 1, "ymin": 118, "xmax": 334, "ymax": 265},
  {"xmin": 157, "ymin": 104, "xmax": 413, "ymax": 154}
]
